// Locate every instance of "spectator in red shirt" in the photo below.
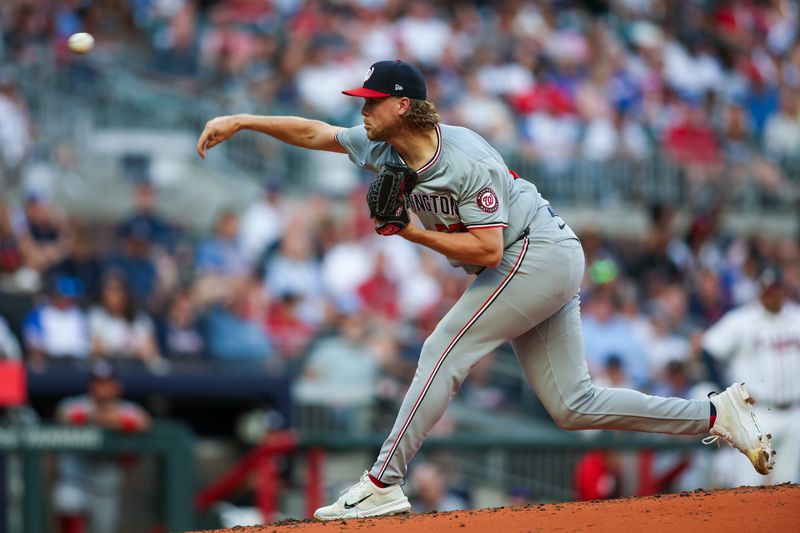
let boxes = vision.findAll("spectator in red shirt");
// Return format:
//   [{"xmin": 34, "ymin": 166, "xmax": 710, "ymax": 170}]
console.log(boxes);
[
  {"xmin": 664, "ymin": 103, "xmax": 721, "ymax": 167},
  {"xmin": 53, "ymin": 361, "xmax": 151, "ymax": 533},
  {"xmin": 574, "ymin": 450, "xmax": 623, "ymax": 501},
  {"xmin": 357, "ymin": 253, "xmax": 399, "ymax": 323},
  {"xmin": 663, "ymin": 102, "xmax": 723, "ymax": 197},
  {"xmin": 264, "ymin": 291, "xmax": 316, "ymax": 361}
]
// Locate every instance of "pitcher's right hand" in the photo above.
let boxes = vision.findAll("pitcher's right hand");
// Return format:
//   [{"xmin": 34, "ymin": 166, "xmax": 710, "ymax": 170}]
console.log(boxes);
[{"xmin": 197, "ymin": 115, "xmax": 240, "ymax": 159}]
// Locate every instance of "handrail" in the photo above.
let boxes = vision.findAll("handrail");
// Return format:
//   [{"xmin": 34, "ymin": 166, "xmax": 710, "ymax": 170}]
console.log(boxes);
[
  {"xmin": 194, "ymin": 431, "xmax": 298, "ymax": 512},
  {"xmin": 0, "ymin": 422, "xmax": 195, "ymax": 533}
]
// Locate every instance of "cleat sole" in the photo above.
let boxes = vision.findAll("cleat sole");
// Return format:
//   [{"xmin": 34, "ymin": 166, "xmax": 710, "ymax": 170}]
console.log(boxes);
[{"xmin": 714, "ymin": 383, "xmax": 776, "ymax": 476}]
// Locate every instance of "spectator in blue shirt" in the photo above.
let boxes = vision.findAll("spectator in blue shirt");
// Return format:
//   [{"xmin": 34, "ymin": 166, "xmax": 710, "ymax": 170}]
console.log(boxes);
[
  {"xmin": 104, "ymin": 218, "xmax": 158, "ymax": 305},
  {"xmin": 23, "ymin": 275, "xmax": 89, "ymax": 368},
  {"xmin": 742, "ymin": 63, "xmax": 779, "ymax": 138},
  {"xmin": 195, "ymin": 209, "xmax": 251, "ymax": 278}
]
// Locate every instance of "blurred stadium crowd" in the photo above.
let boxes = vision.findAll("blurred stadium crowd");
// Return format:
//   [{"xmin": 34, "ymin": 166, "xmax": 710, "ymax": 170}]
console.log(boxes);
[
  {"xmin": 1, "ymin": 0, "xmax": 799, "ymax": 518},
  {"xmin": 2, "ymin": 0, "xmax": 800, "ymax": 194},
  {"xmin": 2, "ymin": 174, "xmax": 798, "ymax": 414}
]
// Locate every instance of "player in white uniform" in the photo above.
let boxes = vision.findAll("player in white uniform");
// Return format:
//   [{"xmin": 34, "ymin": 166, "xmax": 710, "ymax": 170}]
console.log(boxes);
[
  {"xmin": 197, "ymin": 60, "xmax": 775, "ymax": 520},
  {"xmin": 703, "ymin": 267, "xmax": 800, "ymax": 485}
]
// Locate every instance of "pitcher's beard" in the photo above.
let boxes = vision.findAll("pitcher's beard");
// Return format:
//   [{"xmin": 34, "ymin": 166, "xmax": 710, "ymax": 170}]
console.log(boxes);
[
  {"xmin": 366, "ymin": 120, "xmax": 404, "ymax": 142},
  {"xmin": 366, "ymin": 127, "xmax": 386, "ymax": 141}
]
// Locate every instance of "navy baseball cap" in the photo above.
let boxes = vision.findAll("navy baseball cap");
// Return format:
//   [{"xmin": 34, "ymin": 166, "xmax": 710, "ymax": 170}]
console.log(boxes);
[
  {"xmin": 53, "ymin": 275, "xmax": 85, "ymax": 299},
  {"xmin": 342, "ymin": 60, "xmax": 427, "ymax": 100},
  {"xmin": 89, "ymin": 360, "xmax": 118, "ymax": 381}
]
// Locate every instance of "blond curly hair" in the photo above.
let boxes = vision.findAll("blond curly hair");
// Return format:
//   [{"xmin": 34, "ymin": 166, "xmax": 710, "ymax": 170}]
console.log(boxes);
[{"xmin": 402, "ymin": 99, "xmax": 441, "ymax": 131}]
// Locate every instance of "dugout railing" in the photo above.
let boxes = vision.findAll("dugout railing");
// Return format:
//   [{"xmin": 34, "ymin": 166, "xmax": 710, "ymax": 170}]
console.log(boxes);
[
  {"xmin": 0, "ymin": 422, "xmax": 194, "ymax": 533},
  {"xmin": 2, "ymin": 419, "xmax": 711, "ymax": 531}
]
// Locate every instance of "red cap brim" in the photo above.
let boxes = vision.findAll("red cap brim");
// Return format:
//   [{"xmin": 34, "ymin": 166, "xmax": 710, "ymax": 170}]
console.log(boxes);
[{"xmin": 342, "ymin": 87, "xmax": 391, "ymax": 98}]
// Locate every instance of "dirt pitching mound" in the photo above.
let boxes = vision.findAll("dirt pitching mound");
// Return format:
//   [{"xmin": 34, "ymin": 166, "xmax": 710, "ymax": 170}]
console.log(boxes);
[{"xmin": 195, "ymin": 484, "xmax": 800, "ymax": 532}]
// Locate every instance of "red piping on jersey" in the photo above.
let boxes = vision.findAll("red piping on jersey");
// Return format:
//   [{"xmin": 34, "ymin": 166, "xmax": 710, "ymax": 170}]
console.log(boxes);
[
  {"xmin": 376, "ymin": 238, "xmax": 529, "ymax": 480},
  {"xmin": 466, "ymin": 223, "xmax": 508, "ymax": 230},
  {"xmin": 509, "ymin": 169, "xmax": 520, "ymax": 179},
  {"xmin": 415, "ymin": 124, "xmax": 442, "ymax": 175}
]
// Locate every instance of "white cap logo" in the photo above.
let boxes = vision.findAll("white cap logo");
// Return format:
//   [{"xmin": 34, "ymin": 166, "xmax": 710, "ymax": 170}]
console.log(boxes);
[
  {"xmin": 395, "ymin": 84, "xmax": 403, "ymax": 91},
  {"xmin": 364, "ymin": 67, "xmax": 374, "ymax": 82}
]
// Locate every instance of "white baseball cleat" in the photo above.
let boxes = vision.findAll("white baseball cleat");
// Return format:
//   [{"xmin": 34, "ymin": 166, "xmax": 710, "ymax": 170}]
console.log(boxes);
[
  {"xmin": 704, "ymin": 383, "xmax": 776, "ymax": 475},
  {"xmin": 314, "ymin": 471, "xmax": 411, "ymax": 521}
]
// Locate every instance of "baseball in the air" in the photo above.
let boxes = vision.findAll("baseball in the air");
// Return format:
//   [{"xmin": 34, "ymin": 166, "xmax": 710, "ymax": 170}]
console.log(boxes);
[{"xmin": 67, "ymin": 32, "xmax": 95, "ymax": 54}]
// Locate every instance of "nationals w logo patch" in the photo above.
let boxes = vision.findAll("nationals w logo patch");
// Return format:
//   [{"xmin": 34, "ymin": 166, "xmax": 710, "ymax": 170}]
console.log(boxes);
[{"xmin": 476, "ymin": 187, "xmax": 499, "ymax": 213}]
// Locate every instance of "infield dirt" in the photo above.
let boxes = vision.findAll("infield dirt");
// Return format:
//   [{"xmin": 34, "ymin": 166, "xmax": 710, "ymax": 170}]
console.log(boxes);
[{"xmin": 194, "ymin": 483, "xmax": 800, "ymax": 532}]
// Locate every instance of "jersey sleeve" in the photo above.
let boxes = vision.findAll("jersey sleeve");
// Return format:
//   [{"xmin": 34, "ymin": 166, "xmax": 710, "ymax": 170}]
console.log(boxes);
[
  {"xmin": 334, "ymin": 126, "xmax": 387, "ymax": 172},
  {"xmin": 56, "ymin": 397, "xmax": 88, "ymax": 425},
  {"xmin": 702, "ymin": 311, "xmax": 743, "ymax": 361},
  {"xmin": 118, "ymin": 401, "xmax": 150, "ymax": 432},
  {"xmin": 457, "ymin": 159, "xmax": 509, "ymax": 230}
]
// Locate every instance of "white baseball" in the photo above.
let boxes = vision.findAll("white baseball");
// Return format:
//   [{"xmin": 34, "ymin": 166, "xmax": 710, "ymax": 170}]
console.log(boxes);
[{"xmin": 67, "ymin": 32, "xmax": 95, "ymax": 54}]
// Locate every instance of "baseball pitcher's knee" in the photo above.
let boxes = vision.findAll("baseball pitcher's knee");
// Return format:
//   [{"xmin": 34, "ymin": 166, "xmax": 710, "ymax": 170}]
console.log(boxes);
[
  {"xmin": 551, "ymin": 408, "xmax": 591, "ymax": 431},
  {"xmin": 547, "ymin": 385, "xmax": 598, "ymax": 431},
  {"xmin": 418, "ymin": 342, "xmax": 447, "ymax": 375},
  {"xmin": 416, "ymin": 339, "xmax": 469, "ymax": 394},
  {"xmin": 547, "ymin": 402, "xmax": 578, "ymax": 430},
  {"xmin": 419, "ymin": 335, "xmax": 446, "ymax": 361}
]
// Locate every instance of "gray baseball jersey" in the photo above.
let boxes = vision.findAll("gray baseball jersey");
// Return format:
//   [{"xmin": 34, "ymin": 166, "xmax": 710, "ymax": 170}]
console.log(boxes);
[
  {"xmin": 338, "ymin": 124, "xmax": 559, "ymax": 273},
  {"xmin": 336, "ymin": 123, "xmax": 711, "ymax": 484}
]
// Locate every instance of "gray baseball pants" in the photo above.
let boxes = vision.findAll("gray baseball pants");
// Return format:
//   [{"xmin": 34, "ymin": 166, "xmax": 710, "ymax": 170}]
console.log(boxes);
[{"xmin": 370, "ymin": 208, "xmax": 710, "ymax": 484}]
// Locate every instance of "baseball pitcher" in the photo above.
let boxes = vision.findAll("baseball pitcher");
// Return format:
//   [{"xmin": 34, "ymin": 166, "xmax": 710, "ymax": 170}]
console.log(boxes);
[{"xmin": 197, "ymin": 60, "xmax": 775, "ymax": 520}]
